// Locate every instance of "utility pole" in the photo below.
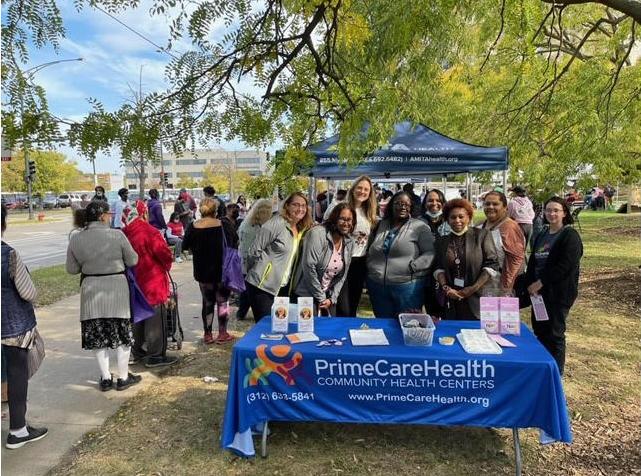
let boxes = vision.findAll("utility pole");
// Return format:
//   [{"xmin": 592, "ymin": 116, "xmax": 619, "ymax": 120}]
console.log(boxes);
[{"xmin": 159, "ymin": 142, "xmax": 166, "ymax": 202}]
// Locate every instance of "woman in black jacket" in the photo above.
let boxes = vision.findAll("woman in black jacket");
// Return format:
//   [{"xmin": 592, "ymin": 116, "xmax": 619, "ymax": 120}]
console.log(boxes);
[{"xmin": 524, "ymin": 196, "xmax": 583, "ymax": 375}]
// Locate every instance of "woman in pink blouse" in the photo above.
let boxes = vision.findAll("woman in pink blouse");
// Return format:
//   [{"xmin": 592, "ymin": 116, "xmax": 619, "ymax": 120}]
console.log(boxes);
[{"xmin": 293, "ymin": 203, "xmax": 356, "ymax": 316}]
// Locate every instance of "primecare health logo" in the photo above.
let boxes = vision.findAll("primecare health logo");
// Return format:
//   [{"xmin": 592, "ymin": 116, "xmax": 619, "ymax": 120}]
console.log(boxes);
[{"xmin": 243, "ymin": 344, "xmax": 303, "ymax": 387}]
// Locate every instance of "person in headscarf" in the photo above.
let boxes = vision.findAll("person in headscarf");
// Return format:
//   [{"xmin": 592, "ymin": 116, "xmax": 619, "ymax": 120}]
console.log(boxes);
[{"xmin": 122, "ymin": 200, "xmax": 177, "ymax": 368}]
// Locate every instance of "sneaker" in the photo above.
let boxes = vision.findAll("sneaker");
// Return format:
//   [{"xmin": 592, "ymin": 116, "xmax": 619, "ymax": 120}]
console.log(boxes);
[
  {"xmin": 99, "ymin": 377, "xmax": 113, "ymax": 392},
  {"xmin": 175, "ymin": 256, "xmax": 184, "ymax": 263},
  {"xmin": 216, "ymin": 332, "xmax": 235, "ymax": 344},
  {"xmin": 5, "ymin": 426, "xmax": 48, "ymax": 449},
  {"xmin": 203, "ymin": 331, "xmax": 215, "ymax": 345},
  {"xmin": 116, "ymin": 373, "xmax": 142, "ymax": 391},
  {"xmin": 144, "ymin": 356, "xmax": 178, "ymax": 368}
]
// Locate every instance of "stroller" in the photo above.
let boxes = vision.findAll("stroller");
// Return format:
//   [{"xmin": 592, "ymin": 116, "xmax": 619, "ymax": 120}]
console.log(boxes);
[{"xmin": 166, "ymin": 273, "xmax": 184, "ymax": 350}]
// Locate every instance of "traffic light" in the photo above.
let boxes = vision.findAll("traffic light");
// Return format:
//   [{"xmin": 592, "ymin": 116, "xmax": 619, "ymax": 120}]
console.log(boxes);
[
  {"xmin": 28, "ymin": 160, "xmax": 36, "ymax": 180},
  {"xmin": 161, "ymin": 172, "xmax": 169, "ymax": 186}
]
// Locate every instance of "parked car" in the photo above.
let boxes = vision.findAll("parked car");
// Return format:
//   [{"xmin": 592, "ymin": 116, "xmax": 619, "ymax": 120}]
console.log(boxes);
[
  {"xmin": 58, "ymin": 194, "xmax": 73, "ymax": 208},
  {"xmin": 42, "ymin": 195, "xmax": 59, "ymax": 209}
]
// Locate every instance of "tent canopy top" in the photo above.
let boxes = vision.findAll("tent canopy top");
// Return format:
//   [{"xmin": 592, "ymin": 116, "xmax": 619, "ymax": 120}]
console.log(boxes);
[{"xmin": 307, "ymin": 121, "xmax": 508, "ymax": 179}]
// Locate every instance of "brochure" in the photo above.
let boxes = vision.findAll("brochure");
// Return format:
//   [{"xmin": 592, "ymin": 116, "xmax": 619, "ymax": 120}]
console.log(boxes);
[
  {"xmin": 349, "ymin": 328, "xmax": 390, "ymax": 346},
  {"xmin": 499, "ymin": 297, "xmax": 521, "ymax": 335},
  {"xmin": 489, "ymin": 334, "xmax": 516, "ymax": 348},
  {"xmin": 457, "ymin": 329, "xmax": 503, "ymax": 354},
  {"xmin": 531, "ymin": 294, "xmax": 550, "ymax": 322},
  {"xmin": 480, "ymin": 297, "xmax": 500, "ymax": 334},
  {"xmin": 297, "ymin": 297, "xmax": 314, "ymax": 332},
  {"xmin": 271, "ymin": 297, "xmax": 290, "ymax": 333},
  {"xmin": 286, "ymin": 332, "xmax": 320, "ymax": 344}
]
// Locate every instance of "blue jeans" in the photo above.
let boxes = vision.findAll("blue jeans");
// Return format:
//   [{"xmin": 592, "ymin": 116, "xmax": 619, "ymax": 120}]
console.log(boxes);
[{"xmin": 366, "ymin": 278, "xmax": 426, "ymax": 318}]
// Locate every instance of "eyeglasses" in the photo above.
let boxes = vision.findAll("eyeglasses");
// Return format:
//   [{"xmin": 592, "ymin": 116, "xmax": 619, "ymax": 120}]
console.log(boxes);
[
  {"xmin": 394, "ymin": 202, "xmax": 412, "ymax": 209},
  {"xmin": 337, "ymin": 217, "xmax": 353, "ymax": 223},
  {"xmin": 289, "ymin": 203, "xmax": 307, "ymax": 209}
]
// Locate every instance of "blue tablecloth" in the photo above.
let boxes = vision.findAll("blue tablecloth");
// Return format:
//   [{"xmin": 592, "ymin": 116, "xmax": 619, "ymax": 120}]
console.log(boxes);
[{"xmin": 222, "ymin": 318, "xmax": 572, "ymax": 456}]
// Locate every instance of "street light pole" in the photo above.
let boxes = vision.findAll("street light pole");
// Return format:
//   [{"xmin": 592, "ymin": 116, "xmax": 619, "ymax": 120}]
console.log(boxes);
[{"xmin": 19, "ymin": 57, "xmax": 83, "ymax": 220}]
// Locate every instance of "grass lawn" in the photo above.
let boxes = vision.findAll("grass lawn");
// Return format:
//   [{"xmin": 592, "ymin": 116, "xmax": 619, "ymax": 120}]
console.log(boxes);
[
  {"xmin": 50, "ymin": 210, "xmax": 640, "ymax": 476},
  {"xmin": 31, "ymin": 264, "xmax": 79, "ymax": 307}
]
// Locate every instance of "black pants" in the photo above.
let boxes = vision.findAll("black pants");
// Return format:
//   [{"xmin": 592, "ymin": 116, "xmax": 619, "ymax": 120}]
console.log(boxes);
[
  {"xmin": 247, "ymin": 281, "xmax": 292, "ymax": 323},
  {"xmin": 247, "ymin": 281, "xmax": 275, "ymax": 323},
  {"xmin": 335, "ymin": 256, "xmax": 367, "ymax": 317},
  {"xmin": 133, "ymin": 304, "xmax": 167, "ymax": 359},
  {"xmin": 3, "ymin": 345, "xmax": 28, "ymax": 430},
  {"xmin": 237, "ymin": 289, "xmax": 251, "ymax": 320},
  {"xmin": 531, "ymin": 305, "xmax": 569, "ymax": 375}
]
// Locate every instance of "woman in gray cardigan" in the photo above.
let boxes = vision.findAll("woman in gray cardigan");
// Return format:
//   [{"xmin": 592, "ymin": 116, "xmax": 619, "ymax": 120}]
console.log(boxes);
[
  {"xmin": 293, "ymin": 203, "xmax": 356, "ymax": 316},
  {"xmin": 366, "ymin": 191, "xmax": 435, "ymax": 318},
  {"xmin": 66, "ymin": 201, "xmax": 141, "ymax": 391}
]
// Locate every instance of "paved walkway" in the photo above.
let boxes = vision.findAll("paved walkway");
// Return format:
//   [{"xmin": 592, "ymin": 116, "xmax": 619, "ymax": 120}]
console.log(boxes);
[{"xmin": 1, "ymin": 263, "xmax": 214, "ymax": 476}]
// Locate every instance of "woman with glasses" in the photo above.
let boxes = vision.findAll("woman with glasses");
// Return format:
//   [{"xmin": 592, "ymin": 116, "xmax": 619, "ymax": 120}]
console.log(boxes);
[
  {"xmin": 433, "ymin": 199, "xmax": 499, "ymax": 320},
  {"xmin": 522, "ymin": 197, "xmax": 582, "ymax": 375},
  {"xmin": 245, "ymin": 192, "xmax": 313, "ymax": 322},
  {"xmin": 478, "ymin": 191, "xmax": 526, "ymax": 294},
  {"xmin": 293, "ymin": 203, "xmax": 356, "ymax": 316},
  {"xmin": 366, "ymin": 191, "xmax": 434, "ymax": 318}
]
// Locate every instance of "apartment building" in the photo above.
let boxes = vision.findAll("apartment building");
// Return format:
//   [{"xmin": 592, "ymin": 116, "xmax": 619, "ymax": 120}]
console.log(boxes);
[{"xmin": 124, "ymin": 148, "xmax": 268, "ymax": 188}]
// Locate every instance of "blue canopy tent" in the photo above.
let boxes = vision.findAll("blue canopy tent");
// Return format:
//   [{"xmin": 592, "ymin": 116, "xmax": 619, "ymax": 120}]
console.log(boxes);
[{"xmin": 307, "ymin": 121, "xmax": 509, "ymax": 179}]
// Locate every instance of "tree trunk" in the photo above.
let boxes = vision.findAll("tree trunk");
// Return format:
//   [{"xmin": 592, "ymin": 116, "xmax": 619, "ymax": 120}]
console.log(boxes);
[{"xmin": 138, "ymin": 156, "xmax": 146, "ymax": 199}]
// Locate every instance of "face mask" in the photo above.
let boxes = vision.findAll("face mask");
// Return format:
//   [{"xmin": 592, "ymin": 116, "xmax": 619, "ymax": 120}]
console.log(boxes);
[
  {"xmin": 425, "ymin": 210, "xmax": 442, "ymax": 219},
  {"xmin": 450, "ymin": 225, "xmax": 469, "ymax": 236}
]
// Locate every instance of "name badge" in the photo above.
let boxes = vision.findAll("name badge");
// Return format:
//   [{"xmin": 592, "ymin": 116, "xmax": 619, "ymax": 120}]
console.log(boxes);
[{"xmin": 454, "ymin": 278, "xmax": 465, "ymax": 288}]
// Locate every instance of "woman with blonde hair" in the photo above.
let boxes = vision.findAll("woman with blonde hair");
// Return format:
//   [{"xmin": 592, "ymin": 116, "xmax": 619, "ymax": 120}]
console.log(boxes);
[
  {"xmin": 183, "ymin": 198, "xmax": 238, "ymax": 344},
  {"xmin": 245, "ymin": 192, "xmax": 313, "ymax": 322},
  {"xmin": 329, "ymin": 175, "xmax": 378, "ymax": 317},
  {"xmin": 236, "ymin": 199, "xmax": 273, "ymax": 320}
]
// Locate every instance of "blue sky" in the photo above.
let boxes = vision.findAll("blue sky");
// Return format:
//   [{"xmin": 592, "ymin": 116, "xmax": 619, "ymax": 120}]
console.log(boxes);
[{"xmin": 16, "ymin": 1, "xmax": 268, "ymax": 174}]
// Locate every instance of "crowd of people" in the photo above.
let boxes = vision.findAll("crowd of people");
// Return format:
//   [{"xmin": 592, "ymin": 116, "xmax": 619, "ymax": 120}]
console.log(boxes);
[{"xmin": 1, "ymin": 177, "xmax": 584, "ymax": 449}]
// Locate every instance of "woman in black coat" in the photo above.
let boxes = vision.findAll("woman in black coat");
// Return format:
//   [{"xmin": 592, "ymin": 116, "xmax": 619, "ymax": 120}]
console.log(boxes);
[{"xmin": 524, "ymin": 196, "xmax": 583, "ymax": 375}]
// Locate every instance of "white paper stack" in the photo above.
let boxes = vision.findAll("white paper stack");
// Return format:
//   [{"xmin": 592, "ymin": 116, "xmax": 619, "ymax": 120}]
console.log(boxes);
[
  {"xmin": 456, "ymin": 329, "xmax": 503, "ymax": 354},
  {"xmin": 349, "ymin": 329, "xmax": 390, "ymax": 346}
]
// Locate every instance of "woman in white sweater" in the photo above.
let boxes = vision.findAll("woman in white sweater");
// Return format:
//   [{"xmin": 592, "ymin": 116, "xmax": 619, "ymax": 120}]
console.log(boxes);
[{"xmin": 325, "ymin": 176, "xmax": 378, "ymax": 317}]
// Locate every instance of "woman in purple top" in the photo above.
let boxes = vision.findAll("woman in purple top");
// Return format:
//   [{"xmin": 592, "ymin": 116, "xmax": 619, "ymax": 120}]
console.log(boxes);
[{"xmin": 147, "ymin": 189, "xmax": 167, "ymax": 231}]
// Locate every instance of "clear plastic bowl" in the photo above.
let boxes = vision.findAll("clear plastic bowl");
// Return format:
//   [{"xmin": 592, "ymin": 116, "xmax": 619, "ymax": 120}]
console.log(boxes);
[{"xmin": 398, "ymin": 313, "xmax": 435, "ymax": 346}]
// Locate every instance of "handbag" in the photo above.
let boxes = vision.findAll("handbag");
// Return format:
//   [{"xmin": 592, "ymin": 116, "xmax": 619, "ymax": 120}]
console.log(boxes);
[
  {"xmin": 126, "ymin": 268, "xmax": 155, "ymax": 323},
  {"xmin": 513, "ymin": 273, "xmax": 531, "ymax": 309},
  {"xmin": 27, "ymin": 329, "xmax": 45, "ymax": 380},
  {"xmin": 221, "ymin": 227, "xmax": 246, "ymax": 293}
]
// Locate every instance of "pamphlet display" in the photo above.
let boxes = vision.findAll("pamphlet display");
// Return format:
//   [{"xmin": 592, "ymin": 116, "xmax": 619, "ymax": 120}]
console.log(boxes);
[
  {"xmin": 480, "ymin": 297, "xmax": 500, "ymax": 334},
  {"xmin": 297, "ymin": 297, "xmax": 314, "ymax": 332},
  {"xmin": 271, "ymin": 297, "xmax": 290, "ymax": 333},
  {"xmin": 499, "ymin": 297, "xmax": 521, "ymax": 335}
]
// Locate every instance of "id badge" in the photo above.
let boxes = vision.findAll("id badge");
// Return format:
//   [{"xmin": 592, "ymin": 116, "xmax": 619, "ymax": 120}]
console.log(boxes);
[{"xmin": 454, "ymin": 278, "xmax": 465, "ymax": 288}]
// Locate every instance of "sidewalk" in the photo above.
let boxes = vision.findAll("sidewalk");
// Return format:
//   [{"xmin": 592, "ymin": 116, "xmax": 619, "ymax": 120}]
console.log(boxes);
[{"xmin": 1, "ymin": 262, "xmax": 210, "ymax": 476}]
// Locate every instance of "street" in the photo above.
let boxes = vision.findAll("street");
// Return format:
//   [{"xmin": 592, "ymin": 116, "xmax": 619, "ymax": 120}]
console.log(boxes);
[{"xmin": 3, "ymin": 214, "xmax": 74, "ymax": 270}]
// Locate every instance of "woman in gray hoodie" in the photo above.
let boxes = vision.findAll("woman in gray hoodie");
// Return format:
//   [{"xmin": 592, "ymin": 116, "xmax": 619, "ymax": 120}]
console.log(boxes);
[
  {"xmin": 293, "ymin": 203, "xmax": 356, "ymax": 316},
  {"xmin": 245, "ymin": 192, "xmax": 313, "ymax": 322},
  {"xmin": 366, "ymin": 191, "xmax": 435, "ymax": 318}
]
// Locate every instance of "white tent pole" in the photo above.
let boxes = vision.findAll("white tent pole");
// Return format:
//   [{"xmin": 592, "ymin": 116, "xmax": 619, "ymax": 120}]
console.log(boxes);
[
  {"xmin": 503, "ymin": 169, "xmax": 507, "ymax": 193},
  {"xmin": 442, "ymin": 175, "xmax": 447, "ymax": 197}
]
